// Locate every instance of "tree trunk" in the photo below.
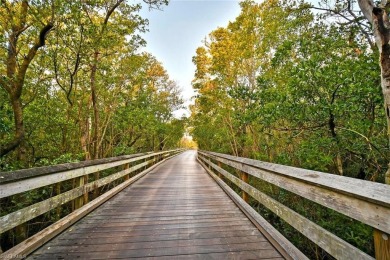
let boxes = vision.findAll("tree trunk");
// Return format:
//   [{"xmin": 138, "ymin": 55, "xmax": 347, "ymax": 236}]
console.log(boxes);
[
  {"xmin": 358, "ymin": 1, "xmax": 390, "ymax": 258},
  {"xmin": 79, "ymin": 100, "xmax": 91, "ymax": 161},
  {"xmin": 0, "ymin": 1, "xmax": 53, "ymax": 158},
  {"xmin": 358, "ymin": 0, "xmax": 390, "ymax": 184},
  {"xmin": 0, "ymin": 95, "xmax": 25, "ymax": 157},
  {"xmin": 90, "ymin": 51, "xmax": 100, "ymax": 159},
  {"xmin": 380, "ymin": 42, "xmax": 390, "ymax": 183}
]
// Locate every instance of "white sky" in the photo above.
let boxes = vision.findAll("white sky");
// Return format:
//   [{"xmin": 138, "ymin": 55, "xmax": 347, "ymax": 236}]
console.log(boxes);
[{"xmin": 139, "ymin": 1, "xmax": 242, "ymax": 117}]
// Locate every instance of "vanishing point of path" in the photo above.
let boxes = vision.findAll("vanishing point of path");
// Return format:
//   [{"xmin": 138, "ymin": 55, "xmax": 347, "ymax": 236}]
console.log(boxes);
[{"xmin": 28, "ymin": 151, "xmax": 284, "ymax": 259}]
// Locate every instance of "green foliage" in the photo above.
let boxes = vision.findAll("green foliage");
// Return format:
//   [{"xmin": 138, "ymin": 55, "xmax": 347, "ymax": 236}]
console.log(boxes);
[
  {"xmin": 1, "ymin": 0, "xmax": 182, "ymax": 251},
  {"xmin": 191, "ymin": 0, "xmax": 386, "ymax": 258},
  {"xmin": 0, "ymin": 0, "xmax": 184, "ymax": 168}
]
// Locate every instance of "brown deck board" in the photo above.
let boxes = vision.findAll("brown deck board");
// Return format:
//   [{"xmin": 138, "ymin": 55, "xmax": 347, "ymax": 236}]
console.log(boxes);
[
  {"xmin": 47, "ymin": 230, "xmax": 266, "ymax": 246},
  {"xmin": 28, "ymin": 151, "xmax": 284, "ymax": 259}
]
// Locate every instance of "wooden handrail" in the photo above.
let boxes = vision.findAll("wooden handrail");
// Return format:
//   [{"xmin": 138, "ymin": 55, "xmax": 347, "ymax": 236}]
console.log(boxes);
[
  {"xmin": 198, "ymin": 150, "xmax": 390, "ymax": 260},
  {"xmin": 0, "ymin": 149, "xmax": 183, "ymax": 257},
  {"xmin": 0, "ymin": 152, "xmax": 151, "ymax": 184},
  {"xmin": 0, "ymin": 151, "xmax": 179, "ymax": 198}
]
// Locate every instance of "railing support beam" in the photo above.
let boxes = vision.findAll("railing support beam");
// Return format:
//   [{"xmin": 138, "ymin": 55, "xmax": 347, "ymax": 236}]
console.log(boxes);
[
  {"xmin": 74, "ymin": 176, "xmax": 86, "ymax": 210},
  {"xmin": 123, "ymin": 163, "xmax": 130, "ymax": 180},
  {"xmin": 374, "ymin": 229, "xmax": 390, "ymax": 260},
  {"xmin": 240, "ymin": 170, "xmax": 249, "ymax": 203},
  {"xmin": 217, "ymin": 161, "xmax": 222, "ymax": 178},
  {"xmin": 55, "ymin": 182, "xmax": 61, "ymax": 220}
]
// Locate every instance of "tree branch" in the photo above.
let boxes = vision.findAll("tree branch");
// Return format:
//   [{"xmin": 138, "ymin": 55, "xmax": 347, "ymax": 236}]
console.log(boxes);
[
  {"xmin": 17, "ymin": 23, "xmax": 53, "ymax": 98},
  {"xmin": 337, "ymin": 126, "xmax": 388, "ymax": 160},
  {"xmin": 358, "ymin": 0, "xmax": 375, "ymax": 23},
  {"xmin": 308, "ymin": 4, "xmax": 374, "ymax": 49}
]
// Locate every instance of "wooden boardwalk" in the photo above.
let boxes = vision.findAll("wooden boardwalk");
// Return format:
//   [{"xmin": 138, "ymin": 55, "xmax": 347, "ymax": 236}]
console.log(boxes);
[{"xmin": 28, "ymin": 151, "xmax": 284, "ymax": 259}]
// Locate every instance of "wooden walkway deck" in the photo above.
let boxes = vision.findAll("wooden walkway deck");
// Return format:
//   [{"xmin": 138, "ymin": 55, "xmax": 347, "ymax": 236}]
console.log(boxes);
[{"xmin": 28, "ymin": 151, "xmax": 284, "ymax": 259}]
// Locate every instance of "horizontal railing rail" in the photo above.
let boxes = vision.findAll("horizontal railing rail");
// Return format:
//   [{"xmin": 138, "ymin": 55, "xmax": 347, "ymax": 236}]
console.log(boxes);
[
  {"xmin": 0, "ymin": 149, "xmax": 183, "ymax": 258},
  {"xmin": 198, "ymin": 150, "xmax": 390, "ymax": 260}
]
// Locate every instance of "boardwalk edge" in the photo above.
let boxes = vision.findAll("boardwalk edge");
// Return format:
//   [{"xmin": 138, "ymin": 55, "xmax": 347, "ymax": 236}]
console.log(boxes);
[
  {"xmin": 0, "ymin": 152, "xmax": 183, "ymax": 260},
  {"xmin": 197, "ymin": 156, "xmax": 308, "ymax": 260}
]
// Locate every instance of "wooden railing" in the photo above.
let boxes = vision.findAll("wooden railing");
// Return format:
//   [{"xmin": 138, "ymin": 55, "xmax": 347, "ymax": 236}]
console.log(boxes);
[
  {"xmin": 0, "ymin": 149, "xmax": 183, "ymax": 258},
  {"xmin": 198, "ymin": 150, "xmax": 390, "ymax": 260}
]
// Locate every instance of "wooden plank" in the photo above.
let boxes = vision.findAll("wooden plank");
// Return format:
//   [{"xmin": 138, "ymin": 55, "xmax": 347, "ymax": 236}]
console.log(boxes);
[
  {"xmin": 0, "ymin": 160, "xmax": 153, "ymax": 234},
  {"xmin": 77, "ymin": 217, "xmax": 249, "ymax": 227},
  {"xmin": 197, "ymin": 157, "xmax": 305, "ymax": 260},
  {"xmin": 122, "ymin": 163, "xmax": 130, "ymax": 181},
  {"xmin": 30, "ymin": 236, "xmax": 270, "ymax": 254},
  {"xmin": 0, "ymin": 152, "xmax": 148, "ymax": 183},
  {"xmin": 0, "ymin": 154, "xmax": 178, "ymax": 260},
  {"xmin": 199, "ymin": 151, "xmax": 390, "ymax": 234},
  {"xmin": 73, "ymin": 175, "xmax": 85, "ymax": 210},
  {"xmin": 85, "ymin": 209, "xmax": 244, "ymax": 218},
  {"xmin": 96, "ymin": 206, "xmax": 237, "ymax": 212},
  {"xmin": 67, "ymin": 219, "xmax": 253, "ymax": 233},
  {"xmin": 30, "ymin": 242, "xmax": 279, "ymax": 259},
  {"xmin": 200, "ymin": 156, "xmax": 373, "ymax": 260},
  {"xmin": 85, "ymin": 212, "xmax": 245, "ymax": 221},
  {"xmin": 0, "ymin": 149, "xmax": 182, "ymax": 184},
  {"xmin": 26, "ymin": 151, "xmax": 284, "ymax": 260},
  {"xmin": 374, "ymin": 229, "xmax": 390, "ymax": 260},
  {"xmin": 143, "ymin": 253, "xmax": 284, "ymax": 260},
  {"xmin": 48, "ymin": 231, "xmax": 266, "ymax": 245},
  {"xmin": 200, "ymin": 151, "xmax": 390, "ymax": 205},
  {"xmin": 29, "ymin": 252, "xmax": 284, "ymax": 260},
  {"xmin": 54, "ymin": 225, "xmax": 261, "ymax": 239},
  {"xmin": 0, "ymin": 150, "xmax": 181, "ymax": 198}
]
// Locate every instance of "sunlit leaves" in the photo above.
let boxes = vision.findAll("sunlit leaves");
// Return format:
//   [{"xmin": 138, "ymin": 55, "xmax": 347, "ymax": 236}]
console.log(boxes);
[
  {"xmin": 191, "ymin": 0, "xmax": 386, "ymax": 181},
  {"xmin": 0, "ymin": 0, "xmax": 184, "ymax": 167}
]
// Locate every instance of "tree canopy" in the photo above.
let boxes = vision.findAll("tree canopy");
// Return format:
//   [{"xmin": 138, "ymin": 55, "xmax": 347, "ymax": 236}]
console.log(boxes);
[
  {"xmin": 0, "ymin": 0, "xmax": 184, "ymax": 169},
  {"xmin": 191, "ymin": 0, "xmax": 386, "ymax": 182}
]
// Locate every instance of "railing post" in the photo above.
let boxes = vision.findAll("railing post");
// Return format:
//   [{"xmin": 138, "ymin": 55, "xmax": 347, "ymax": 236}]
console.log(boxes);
[
  {"xmin": 55, "ymin": 182, "xmax": 61, "ymax": 220},
  {"xmin": 217, "ymin": 161, "xmax": 222, "ymax": 178},
  {"xmin": 14, "ymin": 193, "xmax": 27, "ymax": 243},
  {"xmin": 123, "ymin": 163, "xmax": 130, "ymax": 180},
  {"xmin": 374, "ymin": 229, "xmax": 390, "ymax": 259},
  {"xmin": 74, "ymin": 176, "xmax": 86, "ymax": 210},
  {"xmin": 93, "ymin": 172, "xmax": 99, "ymax": 199},
  {"xmin": 144, "ymin": 156, "xmax": 148, "ymax": 170},
  {"xmin": 240, "ymin": 168, "xmax": 249, "ymax": 203},
  {"xmin": 83, "ymin": 175, "xmax": 89, "ymax": 204}
]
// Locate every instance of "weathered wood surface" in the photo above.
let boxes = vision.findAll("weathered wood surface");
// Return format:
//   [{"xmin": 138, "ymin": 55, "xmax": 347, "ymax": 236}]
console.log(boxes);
[
  {"xmin": 199, "ymin": 155, "xmax": 372, "ymax": 260},
  {"xmin": 0, "ymin": 152, "xmax": 149, "ymax": 183},
  {"xmin": 0, "ymin": 150, "xmax": 180, "ymax": 198},
  {"xmin": 0, "ymin": 159, "xmax": 152, "ymax": 234},
  {"xmin": 199, "ymin": 151, "xmax": 390, "ymax": 235},
  {"xmin": 197, "ymin": 157, "xmax": 307, "ymax": 260},
  {"xmin": 1, "ymin": 154, "xmax": 178, "ymax": 259},
  {"xmin": 200, "ymin": 151, "xmax": 390, "ymax": 206},
  {"xmin": 27, "ymin": 151, "xmax": 285, "ymax": 259}
]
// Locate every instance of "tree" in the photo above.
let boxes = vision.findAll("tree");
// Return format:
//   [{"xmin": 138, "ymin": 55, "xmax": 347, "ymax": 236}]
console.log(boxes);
[
  {"xmin": 0, "ymin": 1, "xmax": 54, "ymax": 158},
  {"xmin": 357, "ymin": 0, "xmax": 390, "ymax": 184},
  {"xmin": 0, "ymin": 0, "xmax": 169, "ymax": 161}
]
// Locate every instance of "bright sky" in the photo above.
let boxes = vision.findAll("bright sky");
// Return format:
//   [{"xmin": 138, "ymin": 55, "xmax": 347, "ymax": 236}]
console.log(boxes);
[{"xmin": 139, "ymin": 1, "xmax": 242, "ymax": 117}]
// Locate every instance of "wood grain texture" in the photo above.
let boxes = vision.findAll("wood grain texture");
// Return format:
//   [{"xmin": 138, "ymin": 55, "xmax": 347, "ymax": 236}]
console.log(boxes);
[
  {"xmin": 0, "ymin": 152, "xmax": 181, "ymax": 260},
  {"xmin": 199, "ymin": 151, "xmax": 390, "ymax": 234},
  {"xmin": 374, "ymin": 229, "xmax": 390, "ymax": 260},
  {"xmin": 199, "ymin": 155, "xmax": 372, "ymax": 260},
  {"xmin": 27, "ymin": 151, "xmax": 284, "ymax": 260},
  {"xmin": 199, "ymin": 151, "xmax": 390, "ymax": 206},
  {"xmin": 0, "ymin": 150, "xmax": 182, "ymax": 198},
  {"xmin": 0, "ymin": 160, "xmax": 152, "ymax": 234},
  {"xmin": 197, "ymin": 157, "xmax": 307, "ymax": 260},
  {"xmin": 0, "ymin": 152, "xmax": 148, "ymax": 183}
]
